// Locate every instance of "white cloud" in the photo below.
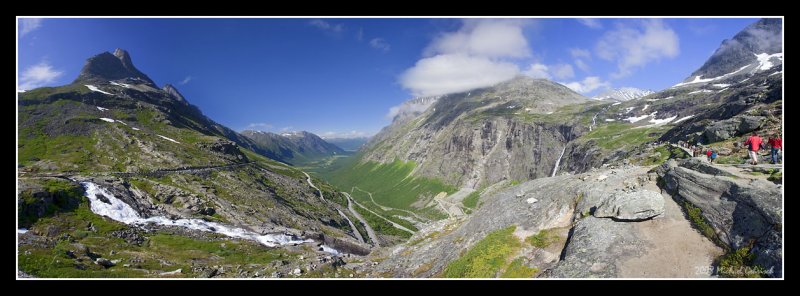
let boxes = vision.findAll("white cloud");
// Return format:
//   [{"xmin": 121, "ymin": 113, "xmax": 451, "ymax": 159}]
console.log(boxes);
[
  {"xmin": 386, "ymin": 98, "xmax": 438, "ymax": 120},
  {"xmin": 369, "ymin": 38, "xmax": 390, "ymax": 52},
  {"xmin": 523, "ymin": 63, "xmax": 573, "ymax": 80},
  {"xmin": 550, "ymin": 63, "xmax": 575, "ymax": 80},
  {"xmin": 243, "ymin": 123, "xmax": 273, "ymax": 131},
  {"xmin": 424, "ymin": 19, "xmax": 530, "ymax": 58},
  {"xmin": 279, "ymin": 126, "xmax": 294, "ymax": 132},
  {"xmin": 19, "ymin": 61, "xmax": 63, "ymax": 90},
  {"xmin": 179, "ymin": 76, "xmax": 192, "ymax": 85},
  {"xmin": 309, "ymin": 19, "xmax": 344, "ymax": 33},
  {"xmin": 401, "ymin": 19, "xmax": 532, "ymax": 97},
  {"xmin": 20, "ymin": 18, "xmax": 42, "ymax": 37},
  {"xmin": 596, "ymin": 19, "xmax": 680, "ymax": 78},
  {"xmin": 578, "ymin": 18, "xmax": 603, "ymax": 29},
  {"xmin": 319, "ymin": 130, "xmax": 371, "ymax": 139},
  {"xmin": 524, "ymin": 63, "xmax": 550, "ymax": 79},
  {"xmin": 560, "ymin": 76, "xmax": 610, "ymax": 94},
  {"xmin": 574, "ymin": 59, "xmax": 591, "ymax": 72},
  {"xmin": 400, "ymin": 54, "xmax": 520, "ymax": 97},
  {"xmin": 569, "ymin": 48, "xmax": 591, "ymax": 59}
]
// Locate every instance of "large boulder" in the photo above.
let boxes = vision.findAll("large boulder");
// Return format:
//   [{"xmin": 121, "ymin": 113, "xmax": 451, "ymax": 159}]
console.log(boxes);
[
  {"xmin": 703, "ymin": 116, "xmax": 763, "ymax": 143},
  {"xmin": 594, "ymin": 190, "xmax": 664, "ymax": 221},
  {"xmin": 659, "ymin": 158, "xmax": 782, "ymax": 277},
  {"xmin": 543, "ymin": 216, "xmax": 644, "ymax": 278}
]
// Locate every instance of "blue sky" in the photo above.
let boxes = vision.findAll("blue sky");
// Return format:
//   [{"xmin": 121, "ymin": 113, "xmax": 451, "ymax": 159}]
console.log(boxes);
[{"xmin": 18, "ymin": 17, "xmax": 760, "ymax": 138}]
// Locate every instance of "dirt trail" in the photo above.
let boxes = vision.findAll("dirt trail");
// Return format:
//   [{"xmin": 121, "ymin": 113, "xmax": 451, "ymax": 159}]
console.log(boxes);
[{"xmin": 617, "ymin": 181, "xmax": 724, "ymax": 277}]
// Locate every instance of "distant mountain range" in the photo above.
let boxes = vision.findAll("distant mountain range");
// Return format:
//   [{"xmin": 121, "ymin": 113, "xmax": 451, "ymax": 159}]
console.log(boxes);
[
  {"xmin": 592, "ymin": 87, "xmax": 655, "ymax": 102},
  {"xmin": 322, "ymin": 137, "xmax": 370, "ymax": 151},
  {"xmin": 241, "ymin": 130, "xmax": 345, "ymax": 165}
]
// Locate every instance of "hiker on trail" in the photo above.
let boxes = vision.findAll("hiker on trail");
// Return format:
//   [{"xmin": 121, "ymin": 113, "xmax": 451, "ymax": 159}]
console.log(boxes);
[
  {"xmin": 710, "ymin": 149, "xmax": 718, "ymax": 164},
  {"xmin": 744, "ymin": 132, "xmax": 764, "ymax": 165},
  {"xmin": 769, "ymin": 133, "xmax": 783, "ymax": 164},
  {"xmin": 706, "ymin": 149, "xmax": 713, "ymax": 161}
]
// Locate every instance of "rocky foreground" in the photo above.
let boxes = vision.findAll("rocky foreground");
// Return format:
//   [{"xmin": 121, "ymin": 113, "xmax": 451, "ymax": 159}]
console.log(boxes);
[{"xmin": 366, "ymin": 158, "xmax": 781, "ymax": 278}]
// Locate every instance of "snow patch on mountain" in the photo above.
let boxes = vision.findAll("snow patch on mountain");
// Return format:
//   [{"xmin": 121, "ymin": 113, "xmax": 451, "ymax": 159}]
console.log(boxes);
[
  {"xmin": 157, "ymin": 135, "xmax": 181, "ymax": 144},
  {"xmin": 755, "ymin": 52, "xmax": 783, "ymax": 71},
  {"xmin": 85, "ymin": 84, "xmax": 113, "ymax": 95}
]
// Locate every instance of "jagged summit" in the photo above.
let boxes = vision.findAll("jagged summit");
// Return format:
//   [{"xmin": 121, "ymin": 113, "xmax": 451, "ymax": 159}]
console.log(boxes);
[
  {"xmin": 680, "ymin": 18, "xmax": 782, "ymax": 85},
  {"xmin": 73, "ymin": 48, "xmax": 156, "ymax": 86}
]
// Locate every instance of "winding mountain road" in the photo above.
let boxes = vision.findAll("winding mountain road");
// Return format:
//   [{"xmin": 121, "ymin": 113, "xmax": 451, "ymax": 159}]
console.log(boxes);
[
  {"xmin": 352, "ymin": 187, "xmax": 430, "ymax": 223},
  {"xmin": 337, "ymin": 209, "xmax": 365, "ymax": 244},
  {"xmin": 345, "ymin": 192, "xmax": 415, "ymax": 235},
  {"xmin": 342, "ymin": 192, "xmax": 381, "ymax": 247},
  {"xmin": 303, "ymin": 172, "xmax": 325, "ymax": 202}
]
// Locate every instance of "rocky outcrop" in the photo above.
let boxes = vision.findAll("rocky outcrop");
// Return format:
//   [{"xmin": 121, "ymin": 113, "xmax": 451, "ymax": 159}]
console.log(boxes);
[
  {"xmin": 18, "ymin": 178, "xmax": 83, "ymax": 227},
  {"xmin": 162, "ymin": 84, "xmax": 186, "ymax": 102},
  {"xmin": 594, "ymin": 190, "xmax": 664, "ymax": 221},
  {"xmin": 370, "ymin": 166, "xmax": 720, "ymax": 278},
  {"xmin": 703, "ymin": 116, "xmax": 764, "ymax": 143},
  {"xmin": 197, "ymin": 139, "xmax": 247, "ymax": 162},
  {"xmin": 544, "ymin": 216, "xmax": 644, "ymax": 278},
  {"xmin": 657, "ymin": 158, "xmax": 782, "ymax": 277}
]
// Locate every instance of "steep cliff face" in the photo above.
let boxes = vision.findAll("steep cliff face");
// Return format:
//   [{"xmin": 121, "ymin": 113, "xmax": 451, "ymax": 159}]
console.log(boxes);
[{"xmin": 361, "ymin": 76, "xmax": 591, "ymax": 188}]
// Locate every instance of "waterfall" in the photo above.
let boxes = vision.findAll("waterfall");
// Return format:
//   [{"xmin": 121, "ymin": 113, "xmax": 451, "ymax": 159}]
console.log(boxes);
[{"xmin": 551, "ymin": 146, "xmax": 567, "ymax": 177}]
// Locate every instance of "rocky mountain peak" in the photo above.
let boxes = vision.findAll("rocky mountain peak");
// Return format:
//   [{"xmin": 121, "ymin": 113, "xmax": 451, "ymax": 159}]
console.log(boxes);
[
  {"xmin": 113, "ymin": 48, "xmax": 133, "ymax": 67},
  {"xmin": 73, "ymin": 48, "xmax": 156, "ymax": 86},
  {"xmin": 684, "ymin": 18, "xmax": 782, "ymax": 81}
]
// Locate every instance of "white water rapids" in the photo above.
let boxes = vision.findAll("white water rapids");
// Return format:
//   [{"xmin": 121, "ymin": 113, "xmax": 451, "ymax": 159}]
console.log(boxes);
[{"xmin": 81, "ymin": 182, "xmax": 314, "ymax": 247}]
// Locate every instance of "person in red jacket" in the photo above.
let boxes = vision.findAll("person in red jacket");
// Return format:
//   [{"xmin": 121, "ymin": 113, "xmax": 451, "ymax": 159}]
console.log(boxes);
[
  {"xmin": 706, "ymin": 148, "xmax": 712, "ymax": 161},
  {"xmin": 744, "ymin": 132, "xmax": 763, "ymax": 165},
  {"xmin": 768, "ymin": 133, "xmax": 782, "ymax": 164}
]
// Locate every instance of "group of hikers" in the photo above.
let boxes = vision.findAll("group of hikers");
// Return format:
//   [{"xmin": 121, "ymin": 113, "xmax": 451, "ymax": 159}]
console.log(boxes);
[
  {"xmin": 685, "ymin": 132, "xmax": 782, "ymax": 165},
  {"xmin": 744, "ymin": 132, "xmax": 782, "ymax": 165}
]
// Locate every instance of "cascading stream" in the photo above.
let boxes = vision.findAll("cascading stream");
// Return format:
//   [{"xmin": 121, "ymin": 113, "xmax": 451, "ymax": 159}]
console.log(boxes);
[{"xmin": 81, "ymin": 182, "xmax": 340, "ymax": 251}]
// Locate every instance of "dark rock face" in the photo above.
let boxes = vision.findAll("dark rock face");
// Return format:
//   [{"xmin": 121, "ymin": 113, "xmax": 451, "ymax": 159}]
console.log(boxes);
[
  {"xmin": 657, "ymin": 158, "xmax": 782, "ymax": 277},
  {"xmin": 73, "ymin": 48, "xmax": 156, "ymax": 86},
  {"xmin": 703, "ymin": 116, "xmax": 764, "ymax": 143}
]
